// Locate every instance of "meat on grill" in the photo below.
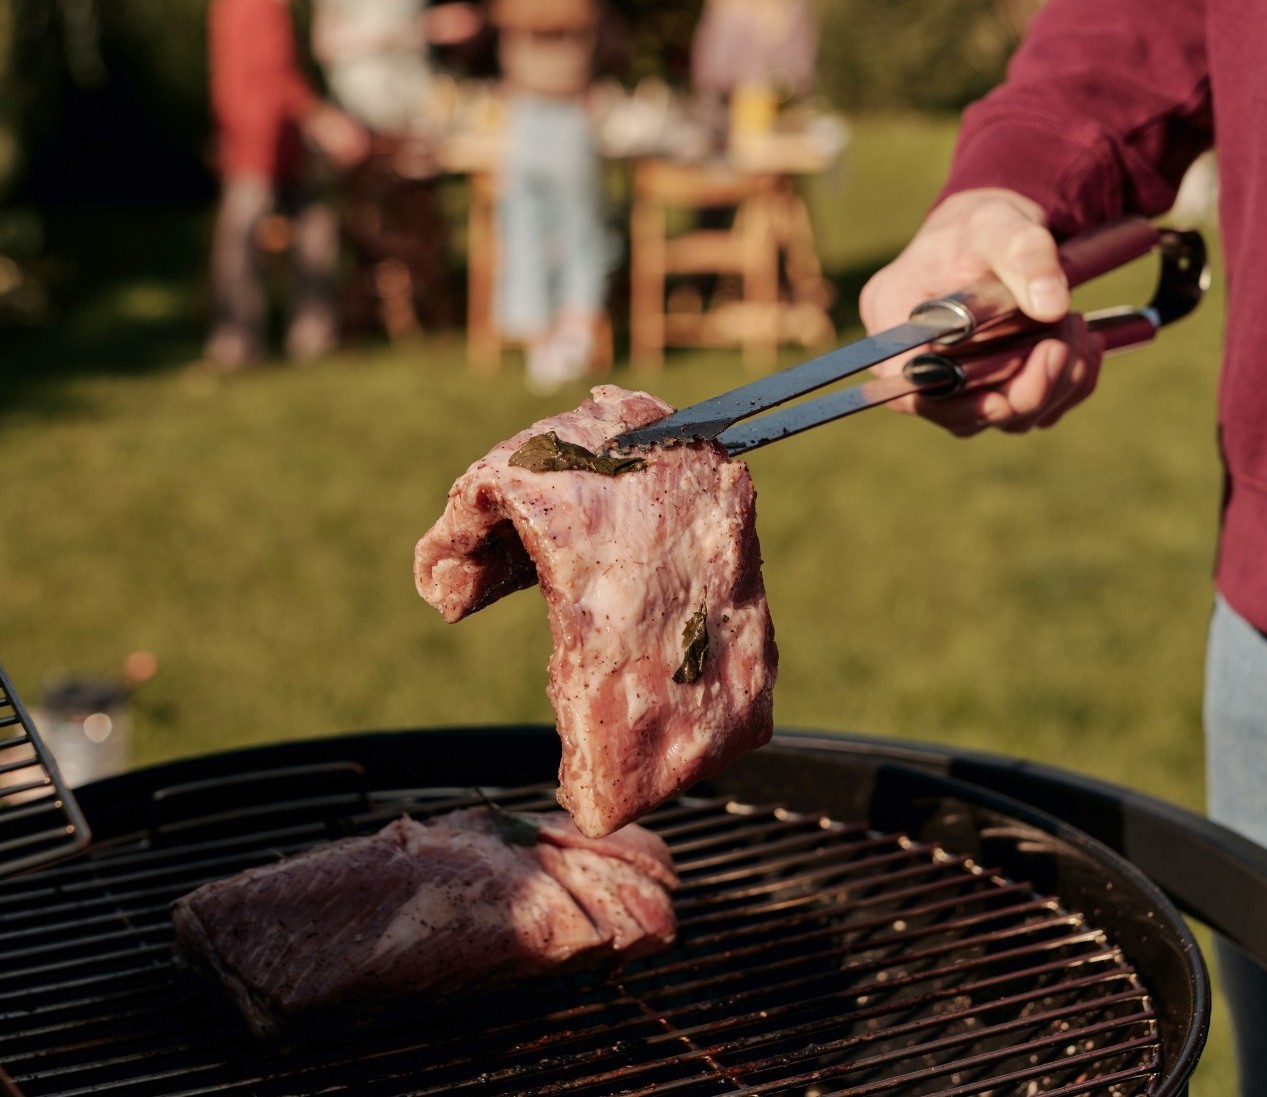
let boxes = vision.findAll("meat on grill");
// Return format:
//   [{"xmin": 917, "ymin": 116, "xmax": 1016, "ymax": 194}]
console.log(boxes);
[
  {"xmin": 170, "ymin": 806, "xmax": 678, "ymax": 1038},
  {"xmin": 414, "ymin": 385, "xmax": 778, "ymax": 838}
]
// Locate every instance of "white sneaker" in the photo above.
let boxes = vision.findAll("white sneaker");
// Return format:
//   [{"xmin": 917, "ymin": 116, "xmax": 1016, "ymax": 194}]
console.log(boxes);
[
  {"xmin": 526, "ymin": 324, "xmax": 593, "ymax": 394},
  {"xmin": 526, "ymin": 343, "xmax": 569, "ymax": 395},
  {"xmin": 550, "ymin": 329, "xmax": 593, "ymax": 381}
]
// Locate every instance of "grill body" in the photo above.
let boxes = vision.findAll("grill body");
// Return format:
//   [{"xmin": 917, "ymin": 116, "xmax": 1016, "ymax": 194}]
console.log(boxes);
[{"xmin": 0, "ymin": 726, "xmax": 1208, "ymax": 1096}]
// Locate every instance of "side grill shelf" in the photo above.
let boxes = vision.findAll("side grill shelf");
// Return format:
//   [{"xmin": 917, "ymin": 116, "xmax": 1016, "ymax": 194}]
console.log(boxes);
[{"xmin": 0, "ymin": 664, "xmax": 91, "ymax": 877}]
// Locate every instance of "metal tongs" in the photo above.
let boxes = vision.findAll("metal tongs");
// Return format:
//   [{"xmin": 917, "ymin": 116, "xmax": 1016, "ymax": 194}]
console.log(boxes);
[{"xmin": 609, "ymin": 218, "xmax": 1209, "ymax": 456}]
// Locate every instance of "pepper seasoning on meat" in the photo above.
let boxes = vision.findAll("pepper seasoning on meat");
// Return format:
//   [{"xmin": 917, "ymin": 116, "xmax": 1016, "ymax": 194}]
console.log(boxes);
[{"xmin": 415, "ymin": 385, "xmax": 778, "ymax": 837}]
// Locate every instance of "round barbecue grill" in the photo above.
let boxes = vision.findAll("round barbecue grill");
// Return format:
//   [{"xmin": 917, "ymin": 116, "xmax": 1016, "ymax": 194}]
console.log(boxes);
[{"xmin": 0, "ymin": 722, "xmax": 1222, "ymax": 1097}]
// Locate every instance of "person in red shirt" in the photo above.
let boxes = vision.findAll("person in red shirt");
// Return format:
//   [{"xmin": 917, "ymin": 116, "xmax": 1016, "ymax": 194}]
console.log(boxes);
[
  {"xmin": 204, "ymin": 0, "xmax": 370, "ymax": 369},
  {"xmin": 860, "ymin": 2, "xmax": 1265, "ymax": 1090}
]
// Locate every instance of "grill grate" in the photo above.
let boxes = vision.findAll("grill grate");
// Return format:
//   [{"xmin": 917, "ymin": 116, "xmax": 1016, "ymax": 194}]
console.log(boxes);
[
  {"xmin": 0, "ymin": 667, "xmax": 91, "ymax": 878},
  {"xmin": 0, "ymin": 774, "xmax": 1165, "ymax": 1097}
]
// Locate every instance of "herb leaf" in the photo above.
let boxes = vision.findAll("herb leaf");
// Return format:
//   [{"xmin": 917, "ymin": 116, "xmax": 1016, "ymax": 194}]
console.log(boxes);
[
  {"xmin": 509, "ymin": 432, "xmax": 646, "ymax": 476},
  {"xmin": 491, "ymin": 805, "xmax": 541, "ymax": 847},
  {"xmin": 672, "ymin": 602, "xmax": 709, "ymax": 684},
  {"xmin": 473, "ymin": 788, "xmax": 541, "ymax": 847}
]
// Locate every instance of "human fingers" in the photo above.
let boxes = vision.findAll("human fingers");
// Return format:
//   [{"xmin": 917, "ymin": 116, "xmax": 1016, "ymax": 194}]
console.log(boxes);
[
  {"xmin": 949, "ymin": 199, "xmax": 1070, "ymax": 323},
  {"xmin": 865, "ymin": 190, "xmax": 1065, "ymax": 325},
  {"xmin": 860, "ymin": 191, "xmax": 1063, "ymax": 382},
  {"xmin": 1032, "ymin": 318, "xmax": 1104, "ymax": 429},
  {"xmin": 985, "ymin": 314, "xmax": 1100, "ymax": 432},
  {"xmin": 888, "ymin": 314, "xmax": 1102, "ymax": 436},
  {"xmin": 307, "ymin": 108, "xmax": 372, "ymax": 168}
]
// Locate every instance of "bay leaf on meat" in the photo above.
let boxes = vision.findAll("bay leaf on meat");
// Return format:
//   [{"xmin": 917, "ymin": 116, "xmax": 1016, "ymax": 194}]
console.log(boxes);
[
  {"xmin": 672, "ymin": 602, "xmax": 709, "ymax": 684},
  {"xmin": 509, "ymin": 432, "xmax": 646, "ymax": 477}
]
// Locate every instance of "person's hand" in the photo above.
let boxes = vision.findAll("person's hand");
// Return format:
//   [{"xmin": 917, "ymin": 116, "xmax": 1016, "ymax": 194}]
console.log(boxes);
[
  {"xmin": 859, "ymin": 189, "xmax": 1105, "ymax": 436},
  {"xmin": 304, "ymin": 105, "xmax": 372, "ymax": 170},
  {"xmin": 426, "ymin": 2, "xmax": 484, "ymax": 46}
]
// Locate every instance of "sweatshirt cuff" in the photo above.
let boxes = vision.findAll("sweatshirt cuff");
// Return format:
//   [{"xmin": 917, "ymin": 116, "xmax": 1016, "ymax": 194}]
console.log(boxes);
[{"xmin": 936, "ymin": 115, "xmax": 1122, "ymax": 239}]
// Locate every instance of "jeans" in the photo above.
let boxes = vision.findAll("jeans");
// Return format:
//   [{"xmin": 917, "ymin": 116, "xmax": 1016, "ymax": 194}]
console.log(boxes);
[
  {"xmin": 206, "ymin": 174, "xmax": 340, "ymax": 363},
  {"xmin": 496, "ymin": 95, "xmax": 607, "ymax": 339},
  {"xmin": 1204, "ymin": 593, "xmax": 1267, "ymax": 1096}
]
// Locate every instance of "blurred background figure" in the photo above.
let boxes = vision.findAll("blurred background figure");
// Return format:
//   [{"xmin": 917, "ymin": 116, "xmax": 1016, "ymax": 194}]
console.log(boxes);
[
  {"xmin": 204, "ymin": 0, "xmax": 370, "ymax": 371},
  {"xmin": 312, "ymin": 0, "xmax": 434, "ymax": 138},
  {"xmin": 310, "ymin": 0, "xmax": 484, "ymax": 344},
  {"xmin": 690, "ymin": 0, "xmax": 819, "ymax": 155},
  {"xmin": 490, "ymin": 0, "xmax": 613, "ymax": 392},
  {"xmin": 311, "ymin": 0, "xmax": 483, "ymax": 138}
]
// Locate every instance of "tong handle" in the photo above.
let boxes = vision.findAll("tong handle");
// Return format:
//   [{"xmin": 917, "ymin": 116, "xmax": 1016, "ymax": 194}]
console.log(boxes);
[
  {"xmin": 905, "ymin": 225, "xmax": 1209, "ymax": 396},
  {"xmin": 901, "ymin": 309, "xmax": 1157, "ymax": 396},
  {"xmin": 910, "ymin": 217, "xmax": 1162, "ymax": 340}
]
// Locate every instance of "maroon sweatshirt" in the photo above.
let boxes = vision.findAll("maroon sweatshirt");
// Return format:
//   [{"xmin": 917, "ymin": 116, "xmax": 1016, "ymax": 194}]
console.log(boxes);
[{"xmin": 938, "ymin": 0, "xmax": 1267, "ymax": 632}]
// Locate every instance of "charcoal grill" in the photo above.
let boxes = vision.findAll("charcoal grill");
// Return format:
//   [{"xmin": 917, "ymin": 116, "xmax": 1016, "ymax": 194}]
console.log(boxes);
[{"xmin": 0, "ymin": 722, "xmax": 1219, "ymax": 1097}]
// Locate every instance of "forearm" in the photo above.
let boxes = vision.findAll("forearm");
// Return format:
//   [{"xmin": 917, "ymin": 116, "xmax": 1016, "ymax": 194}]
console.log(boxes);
[{"xmin": 940, "ymin": 0, "xmax": 1213, "ymax": 236}]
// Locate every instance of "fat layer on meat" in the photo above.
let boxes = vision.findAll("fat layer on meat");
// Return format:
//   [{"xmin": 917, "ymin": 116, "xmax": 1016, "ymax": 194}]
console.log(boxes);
[
  {"xmin": 414, "ymin": 385, "xmax": 778, "ymax": 837},
  {"xmin": 170, "ymin": 807, "xmax": 677, "ymax": 1038}
]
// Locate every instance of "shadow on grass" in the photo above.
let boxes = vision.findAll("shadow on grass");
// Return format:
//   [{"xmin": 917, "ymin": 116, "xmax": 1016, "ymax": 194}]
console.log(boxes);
[
  {"xmin": 0, "ymin": 205, "xmax": 213, "ymax": 418},
  {"xmin": 0, "ymin": 199, "xmax": 898, "ymax": 422}
]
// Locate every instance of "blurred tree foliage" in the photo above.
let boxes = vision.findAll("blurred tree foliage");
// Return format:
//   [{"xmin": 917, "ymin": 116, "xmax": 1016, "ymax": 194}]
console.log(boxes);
[
  {"xmin": 0, "ymin": 0, "xmax": 76, "ymax": 203},
  {"xmin": 96, "ymin": 0, "xmax": 212, "ymax": 160},
  {"xmin": 609, "ymin": 0, "xmax": 1034, "ymax": 113},
  {"xmin": 0, "ymin": 0, "xmax": 213, "ymax": 206},
  {"xmin": 815, "ymin": 0, "xmax": 1036, "ymax": 113},
  {"xmin": 0, "ymin": 0, "xmax": 1035, "ymax": 206}
]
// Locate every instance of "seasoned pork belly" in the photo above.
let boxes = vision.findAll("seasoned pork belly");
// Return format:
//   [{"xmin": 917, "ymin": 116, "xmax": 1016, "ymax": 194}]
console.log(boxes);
[
  {"xmin": 414, "ymin": 385, "xmax": 778, "ymax": 837},
  {"xmin": 171, "ymin": 807, "xmax": 677, "ymax": 1037}
]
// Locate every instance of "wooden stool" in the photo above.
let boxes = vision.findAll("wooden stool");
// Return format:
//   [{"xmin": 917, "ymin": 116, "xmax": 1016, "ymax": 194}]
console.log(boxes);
[{"xmin": 628, "ymin": 157, "xmax": 834, "ymax": 373}]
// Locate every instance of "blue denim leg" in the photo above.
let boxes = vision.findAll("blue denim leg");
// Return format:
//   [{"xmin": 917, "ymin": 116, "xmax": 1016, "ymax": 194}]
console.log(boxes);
[
  {"xmin": 496, "ymin": 95, "xmax": 607, "ymax": 337},
  {"xmin": 497, "ymin": 170, "xmax": 554, "ymax": 338},
  {"xmin": 1204, "ymin": 593, "xmax": 1267, "ymax": 1097}
]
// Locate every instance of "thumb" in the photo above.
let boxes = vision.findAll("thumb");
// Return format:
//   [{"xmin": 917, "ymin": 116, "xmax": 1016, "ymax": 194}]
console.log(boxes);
[
  {"xmin": 977, "ymin": 219, "xmax": 1070, "ymax": 322},
  {"xmin": 1018, "ymin": 272, "xmax": 1071, "ymax": 321}
]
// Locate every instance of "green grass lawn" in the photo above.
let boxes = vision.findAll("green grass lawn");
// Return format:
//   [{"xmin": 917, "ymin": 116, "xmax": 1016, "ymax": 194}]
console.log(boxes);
[{"xmin": 0, "ymin": 114, "xmax": 1238, "ymax": 1092}]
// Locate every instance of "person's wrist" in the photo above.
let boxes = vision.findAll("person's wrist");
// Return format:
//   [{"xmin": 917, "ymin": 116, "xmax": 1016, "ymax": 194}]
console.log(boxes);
[{"xmin": 928, "ymin": 188, "xmax": 1048, "ymax": 231}]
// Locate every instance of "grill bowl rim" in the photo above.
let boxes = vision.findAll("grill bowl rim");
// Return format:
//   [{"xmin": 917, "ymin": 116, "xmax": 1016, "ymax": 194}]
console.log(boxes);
[{"xmin": 46, "ymin": 722, "xmax": 1212, "ymax": 1095}]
